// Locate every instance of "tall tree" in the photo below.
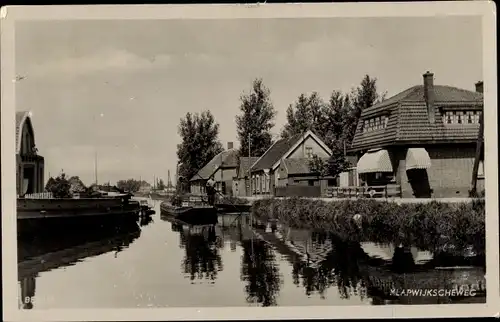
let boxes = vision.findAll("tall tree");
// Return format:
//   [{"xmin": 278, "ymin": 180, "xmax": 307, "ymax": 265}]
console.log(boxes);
[
  {"xmin": 281, "ymin": 92, "xmax": 325, "ymax": 140},
  {"xmin": 236, "ymin": 78, "xmax": 277, "ymax": 157},
  {"xmin": 318, "ymin": 91, "xmax": 351, "ymax": 149},
  {"xmin": 177, "ymin": 110, "xmax": 223, "ymax": 185}
]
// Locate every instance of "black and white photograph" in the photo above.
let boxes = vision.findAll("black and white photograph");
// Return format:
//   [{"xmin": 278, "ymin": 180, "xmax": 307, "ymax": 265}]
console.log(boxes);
[{"xmin": 1, "ymin": 3, "xmax": 498, "ymax": 321}]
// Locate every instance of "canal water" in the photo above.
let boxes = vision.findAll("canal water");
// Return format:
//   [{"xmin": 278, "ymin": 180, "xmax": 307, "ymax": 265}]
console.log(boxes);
[{"xmin": 17, "ymin": 200, "xmax": 486, "ymax": 309}]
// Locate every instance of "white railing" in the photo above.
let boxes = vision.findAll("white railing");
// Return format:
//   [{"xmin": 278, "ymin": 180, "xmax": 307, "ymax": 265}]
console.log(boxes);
[{"xmin": 22, "ymin": 192, "xmax": 54, "ymax": 199}]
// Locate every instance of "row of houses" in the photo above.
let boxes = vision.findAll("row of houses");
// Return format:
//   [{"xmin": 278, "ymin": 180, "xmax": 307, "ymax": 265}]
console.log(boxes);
[{"xmin": 187, "ymin": 71, "xmax": 485, "ymax": 199}]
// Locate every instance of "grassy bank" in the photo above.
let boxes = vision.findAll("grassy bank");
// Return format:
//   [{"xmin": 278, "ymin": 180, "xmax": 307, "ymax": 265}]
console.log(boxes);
[{"xmin": 251, "ymin": 197, "xmax": 485, "ymax": 255}]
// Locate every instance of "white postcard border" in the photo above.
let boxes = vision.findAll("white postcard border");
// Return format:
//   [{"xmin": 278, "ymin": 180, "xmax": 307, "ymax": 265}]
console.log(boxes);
[{"xmin": 1, "ymin": 2, "xmax": 498, "ymax": 321}]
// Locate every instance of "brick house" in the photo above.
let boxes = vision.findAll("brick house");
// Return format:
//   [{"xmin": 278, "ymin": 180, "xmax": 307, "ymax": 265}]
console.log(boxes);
[
  {"xmin": 190, "ymin": 142, "xmax": 239, "ymax": 196},
  {"xmin": 250, "ymin": 130, "xmax": 332, "ymax": 196},
  {"xmin": 349, "ymin": 71, "xmax": 484, "ymax": 198},
  {"xmin": 16, "ymin": 111, "xmax": 45, "ymax": 196},
  {"xmin": 232, "ymin": 156, "xmax": 259, "ymax": 197}
]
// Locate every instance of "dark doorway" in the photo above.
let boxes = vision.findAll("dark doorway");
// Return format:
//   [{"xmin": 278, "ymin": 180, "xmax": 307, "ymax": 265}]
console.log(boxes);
[
  {"xmin": 406, "ymin": 169, "xmax": 432, "ymax": 198},
  {"xmin": 23, "ymin": 166, "xmax": 35, "ymax": 194}
]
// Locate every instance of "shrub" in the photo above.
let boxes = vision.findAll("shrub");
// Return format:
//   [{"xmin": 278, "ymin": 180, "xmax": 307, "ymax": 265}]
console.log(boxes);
[
  {"xmin": 217, "ymin": 195, "xmax": 249, "ymax": 205},
  {"xmin": 251, "ymin": 198, "xmax": 485, "ymax": 255}
]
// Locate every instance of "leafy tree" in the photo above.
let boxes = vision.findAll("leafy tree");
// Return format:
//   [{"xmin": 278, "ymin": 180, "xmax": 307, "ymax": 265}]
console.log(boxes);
[
  {"xmin": 44, "ymin": 177, "xmax": 56, "ymax": 192},
  {"xmin": 45, "ymin": 172, "xmax": 72, "ymax": 198},
  {"xmin": 281, "ymin": 92, "xmax": 325, "ymax": 140},
  {"xmin": 177, "ymin": 110, "xmax": 224, "ymax": 188},
  {"xmin": 116, "ymin": 179, "xmax": 149, "ymax": 192},
  {"xmin": 236, "ymin": 78, "xmax": 277, "ymax": 157},
  {"xmin": 67, "ymin": 176, "xmax": 87, "ymax": 193},
  {"xmin": 324, "ymin": 141, "xmax": 351, "ymax": 179},
  {"xmin": 318, "ymin": 91, "xmax": 352, "ymax": 149}
]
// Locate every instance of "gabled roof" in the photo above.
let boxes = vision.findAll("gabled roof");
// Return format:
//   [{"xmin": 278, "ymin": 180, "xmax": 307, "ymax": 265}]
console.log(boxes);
[
  {"xmin": 237, "ymin": 157, "xmax": 260, "ymax": 179},
  {"xmin": 16, "ymin": 111, "xmax": 34, "ymax": 155},
  {"xmin": 251, "ymin": 130, "xmax": 332, "ymax": 172},
  {"xmin": 190, "ymin": 149, "xmax": 239, "ymax": 181},
  {"xmin": 251, "ymin": 133, "xmax": 304, "ymax": 172},
  {"xmin": 350, "ymin": 84, "xmax": 483, "ymax": 152}
]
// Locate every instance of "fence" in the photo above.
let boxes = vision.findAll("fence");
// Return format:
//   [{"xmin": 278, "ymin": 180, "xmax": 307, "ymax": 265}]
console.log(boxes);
[
  {"xmin": 324, "ymin": 184, "xmax": 402, "ymax": 199},
  {"xmin": 21, "ymin": 192, "xmax": 54, "ymax": 199},
  {"xmin": 275, "ymin": 185, "xmax": 322, "ymax": 198}
]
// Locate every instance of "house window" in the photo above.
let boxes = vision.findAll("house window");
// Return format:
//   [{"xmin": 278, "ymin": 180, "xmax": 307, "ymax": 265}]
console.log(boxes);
[
  {"xmin": 305, "ymin": 146, "xmax": 313, "ymax": 158},
  {"xmin": 308, "ymin": 180, "xmax": 315, "ymax": 186},
  {"xmin": 363, "ymin": 115, "xmax": 389, "ymax": 132},
  {"xmin": 466, "ymin": 111, "xmax": 474, "ymax": 124},
  {"xmin": 327, "ymin": 179, "xmax": 337, "ymax": 187},
  {"xmin": 442, "ymin": 110, "xmax": 481, "ymax": 125},
  {"xmin": 445, "ymin": 111, "xmax": 453, "ymax": 124}
]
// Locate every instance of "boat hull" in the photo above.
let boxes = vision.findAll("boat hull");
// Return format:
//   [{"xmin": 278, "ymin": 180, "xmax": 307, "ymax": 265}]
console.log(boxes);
[
  {"xmin": 160, "ymin": 202, "xmax": 217, "ymax": 225},
  {"xmin": 17, "ymin": 198, "xmax": 141, "ymax": 238}
]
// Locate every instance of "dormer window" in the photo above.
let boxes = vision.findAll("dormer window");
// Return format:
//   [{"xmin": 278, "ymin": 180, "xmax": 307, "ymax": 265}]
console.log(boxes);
[
  {"xmin": 442, "ymin": 110, "xmax": 481, "ymax": 125},
  {"xmin": 363, "ymin": 115, "xmax": 389, "ymax": 133}
]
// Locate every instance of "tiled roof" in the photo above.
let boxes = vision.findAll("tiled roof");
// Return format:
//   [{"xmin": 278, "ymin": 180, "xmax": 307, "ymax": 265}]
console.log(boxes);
[
  {"xmin": 350, "ymin": 85, "xmax": 483, "ymax": 151},
  {"xmin": 251, "ymin": 133, "xmax": 304, "ymax": 172},
  {"xmin": 237, "ymin": 157, "xmax": 260, "ymax": 179},
  {"xmin": 190, "ymin": 149, "xmax": 239, "ymax": 181},
  {"xmin": 16, "ymin": 111, "xmax": 31, "ymax": 154}
]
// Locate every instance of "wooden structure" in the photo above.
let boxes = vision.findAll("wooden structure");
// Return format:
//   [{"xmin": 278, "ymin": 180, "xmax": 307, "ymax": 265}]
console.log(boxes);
[
  {"xmin": 324, "ymin": 184, "xmax": 403, "ymax": 199},
  {"xmin": 250, "ymin": 130, "xmax": 333, "ymax": 196},
  {"xmin": 160, "ymin": 194, "xmax": 217, "ymax": 225},
  {"xmin": 349, "ymin": 72, "xmax": 484, "ymax": 198},
  {"xmin": 190, "ymin": 142, "xmax": 239, "ymax": 196},
  {"xmin": 16, "ymin": 111, "xmax": 45, "ymax": 196}
]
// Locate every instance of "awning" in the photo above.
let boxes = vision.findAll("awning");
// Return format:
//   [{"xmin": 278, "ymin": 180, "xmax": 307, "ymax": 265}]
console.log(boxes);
[
  {"xmin": 405, "ymin": 148, "xmax": 431, "ymax": 170},
  {"xmin": 357, "ymin": 148, "xmax": 393, "ymax": 174}
]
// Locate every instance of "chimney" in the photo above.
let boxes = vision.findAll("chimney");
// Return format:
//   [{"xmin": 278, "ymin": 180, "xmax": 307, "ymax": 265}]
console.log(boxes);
[
  {"xmin": 475, "ymin": 81, "xmax": 483, "ymax": 93},
  {"xmin": 227, "ymin": 142, "xmax": 234, "ymax": 150},
  {"xmin": 423, "ymin": 71, "xmax": 436, "ymax": 123}
]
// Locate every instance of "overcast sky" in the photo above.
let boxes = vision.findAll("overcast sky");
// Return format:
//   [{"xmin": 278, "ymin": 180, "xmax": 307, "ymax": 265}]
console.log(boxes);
[{"xmin": 15, "ymin": 17, "xmax": 482, "ymax": 185}]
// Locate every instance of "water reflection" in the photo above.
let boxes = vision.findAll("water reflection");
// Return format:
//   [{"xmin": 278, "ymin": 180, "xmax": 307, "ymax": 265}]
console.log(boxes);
[
  {"xmin": 240, "ymin": 238, "xmax": 282, "ymax": 307},
  {"xmin": 19, "ymin": 205, "xmax": 485, "ymax": 309},
  {"xmin": 249, "ymin": 219, "xmax": 485, "ymax": 305},
  {"xmin": 18, "ymin": 223, "xmax": 141, "ymax": 309},
  {"xmin": 139, "ymin": 215, "xmax": 154, "ymax": 227},
  {"xmin": 178, "ymin": 224, "xmax": 224, "ymax": 283}
]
